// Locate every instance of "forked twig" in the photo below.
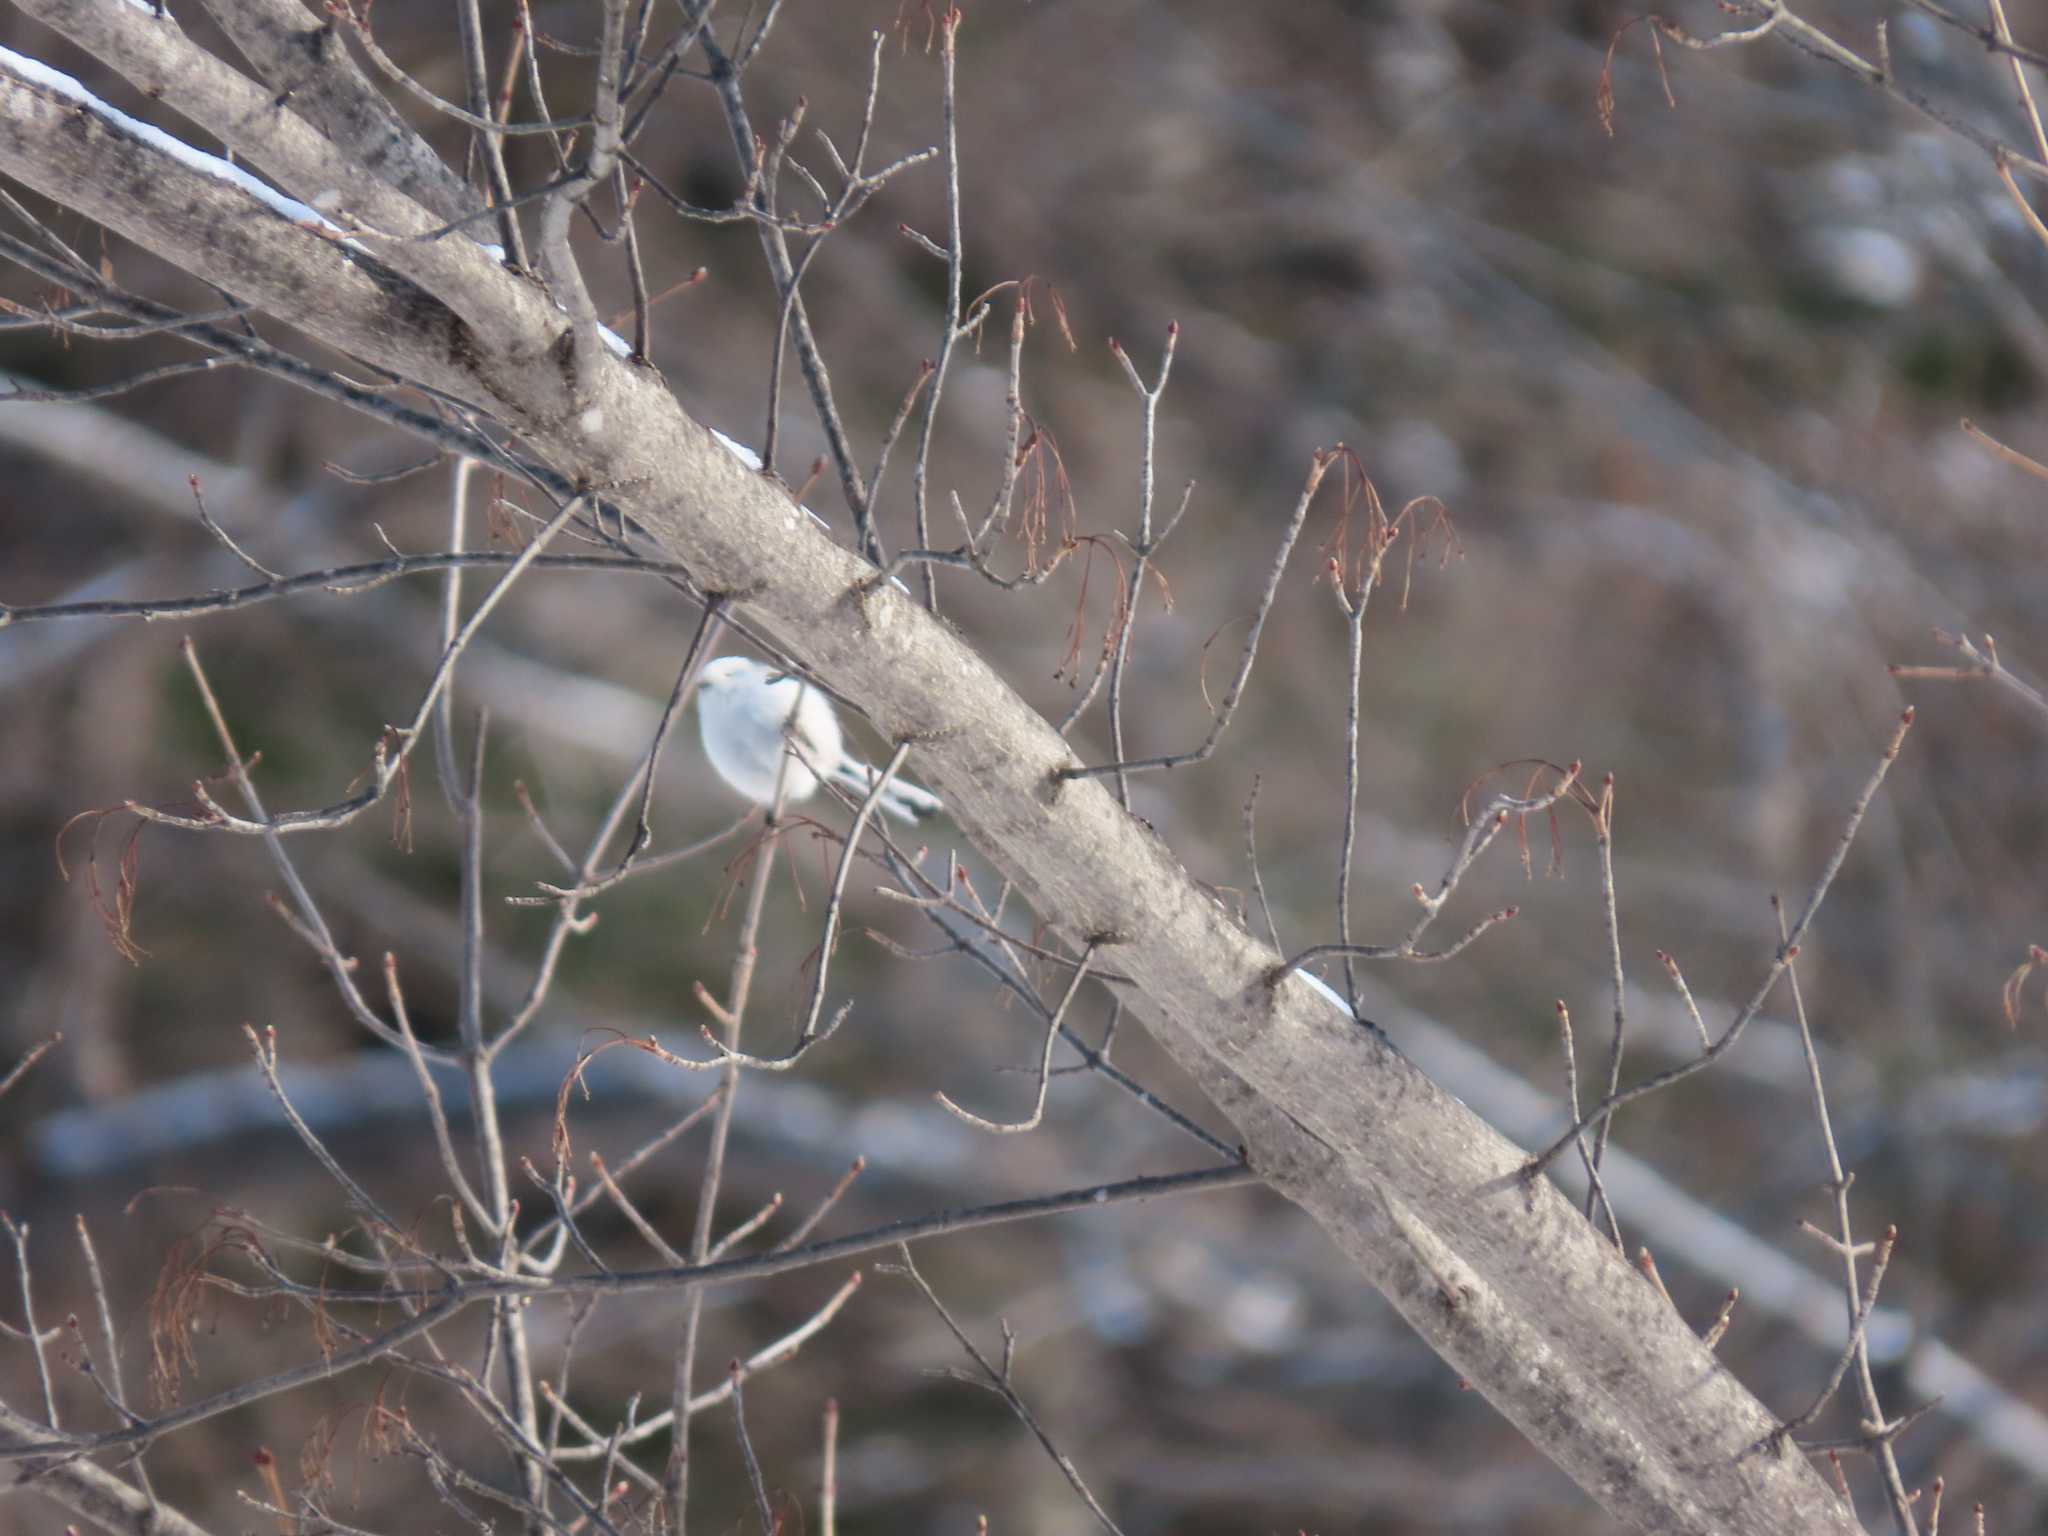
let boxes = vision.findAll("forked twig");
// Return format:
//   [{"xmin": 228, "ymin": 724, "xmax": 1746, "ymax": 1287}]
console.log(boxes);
[
  {"xmin": 935, "ymin": 940, "xmax": 1102, "ymax": 1133},
  {"xmin": 887, "ymin": 1243, "xmax": 1126, "ymax": 1536},
  {"xmin": 1524, "ymin": 710, "xmax": 1914, "ymax": 1178}
]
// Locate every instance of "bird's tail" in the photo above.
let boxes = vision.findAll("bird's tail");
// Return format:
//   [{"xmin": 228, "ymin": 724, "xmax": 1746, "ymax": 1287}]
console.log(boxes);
[{"xmin": 832, "ymin": 760, "xmax": 943, "ymax": 823}]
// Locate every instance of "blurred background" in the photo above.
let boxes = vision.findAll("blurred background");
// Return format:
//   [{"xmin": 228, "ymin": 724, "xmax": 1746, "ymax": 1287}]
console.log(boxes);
[{"xmin": 3, "ymin": 0, "xmax": 2047, "ymax": 1531}]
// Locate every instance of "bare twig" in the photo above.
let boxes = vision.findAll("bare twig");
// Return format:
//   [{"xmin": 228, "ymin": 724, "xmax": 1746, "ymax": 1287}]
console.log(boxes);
[
  {"xmin": 1553, "ymin": 1002, "xmax": 1623, "ymax": 1251},
  {"xmin": 1586, "ymin": 775, "xmax": 1630, "ymax": 1233},
  {"xmin": 132, "ymin": 496, "xmax": 590, "ymax": 841},
  {"xmin": 166, "ymin": 638, "xmax": 439, "ymax": 1058},
  {"xmin": 700, "ymin": 742, "xmax": 912, "ymax": 1070},
  {"xmin": 935, "ymin": 940, "xmax": 1102, "ymax": 1134},
  {"xmin": 1525, "ymin": 710, "xmax": 1914, "ymax": 1177},
  {"xmin": 4, "ymin": 1215, "xmax": 57, "ymax": 1427},
  {"xmin": 0, "ymin": 1165, "xmax": 1255, "ymax": 1465},
  {"xmin": 667, "ymin": 730, "xmax": 799, "ymax": 1533},
  {"xmin": 0, "ymin": 550, "xmax": 692, "ymax": 630},
  {"xmin": 386, "ymin": 952, "xmax": 496, "ymax": 1234},
  {"xmin": 0, "ymin": 1032, "xmax": 60, "ymax": 1099},
  {"xmin": 1774, "ymin": 894, "xmax": 1918, "ymax": 1530},
  {"xmin": 728, "ymin": 1363, "xmax": 775, "ymax": 1535},
  {"xmin": 1649, "ymin": 2, "xmax": 2048, "ymax": 186},
  {"xmin": 775, "ymin": 1157, "xmax": 866, "ymax": 1253},
  {"xmin": 1889, "ymin": 629, "xmax": 2048, "ymax": 725},
  {"xmin": 74, "ymin": 1215, "xmax": 148, "ymax": 1500},
  {"xmin": 1243, "ymin": 775, "xmax": 1282, "ymax": 953},
  {"xmin": 1058, "ymin": 449, "xmax": 1337, "ymax": 781},
  {"xmin": 556, "ymin": 1271, "xmax": 863, "ymax": 1459},
  {"xmin": 905, "ymin": 8, "xmax": 972, "ymax": 609},
  {"xmin": 1268, "ymin": 766, "xmax": 1576, "ymax": 989},
  {"xmin": 888, "ymin": 1243, "xmax": 1126, "ymax": 1536},
  {"xmin": 821, "ymin": 1398, "xmax": 839, "ymax": 1536}
]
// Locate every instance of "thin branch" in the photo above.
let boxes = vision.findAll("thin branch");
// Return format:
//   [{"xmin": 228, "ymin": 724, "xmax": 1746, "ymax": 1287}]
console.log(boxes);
[
  {"xmin": 1058, "ymin": 449, "xmax": 1337, "ymax": 782},
  {"xmin": 520, "ymin": 1088, "xmax": 729, "ymax": 1265},
  {"xmin": 1525, "ymin": 710, "xmax": 1915, "ymax": 1176},
  {"xmin": 907, "ymin": 9, "xmax": 967, "ymax": 610},
  {"xmin": 1553, "ymin": 1002, "xmax": 1623, "ymax": 1251},
  {"xmin": 667, "ymin": 731, "xmax": 799, "ymax": 1533},
  {"xmin": 0, "ymin": 1031, "xmax": 60, "ymax": 1099},
  {"xmin": 1651, "ymin": 1, "xmax": 2048, "ymax": 188},
  {"xmin": 158, "ymin": 637, "xmax": 445, "ymax": 1060},
  {"xmin": 698, "ymin": 25, "xmax": 878, "ymax": 549},
  {"xmin": 129, "ymin": 497, "xmax": 590, "ymax": 841},
  {"xmin": 1585, "ymin": 775, "xmax": 1630, "ymax": 1231},
  {"xmin": 1268, "ymin": 768, "xmax": 1578, "ymax": 988},
  {"xmin": 551, "ymin": 1271, "xmax": 861, "ymax": 1456},
  {"xmin": 386, "ymin": 952, "xmax": 497, "ymax": 1235},
  {"xmin": 1889, "ymin": 629, "xmax": 2048, "ymax": 725},
  {"xmin": 1775, "ymin": 893, "xmax": 1918, "ymax": 1530},
  {"xmin": 620, "ymin": 598, "xmax": 728, "ymax": 868},
  {"xmin": 535, "ymin": 0, "xmax": 628, "ymax": 403},
  {"xmin": 1101, "ymin": 325, "xmax": 1179, "ymax": 810},
  {"xmin": 0, "ymin": 551, "xmax": 688, "ymax": 629},
  {"xmin": 728, "ymin": 1363, "xmax": 775, "ymax": 1536},
  {"xmin": 935, "ymin": 940, "xmax": 1102, "ymax": 1134},
  {"xmin": 1243, "ymin": 775, "xmax": 1282, "ymax": 954},
  {"xmin": 702, "ymin": 742, "xmax": 912, "ymax": 1071},
  {"xmin": 876, "ymin": 847, "xmax": 1237, "ymax": 1160},
  {"xmin": 241, "ymin": 1025, "xmax": 430, "ymax": 1269},
  {"xmin": 74, "ymin": 1214, "xmax": 149, "ymax": 1509},
  {"xmin": 775, "ymin": 1157, "xmax": 866, "ymax": 1253},
  {"xmin": 889, "ymin": 1243, "xmax": 1126, "ymax": 1536},
  {"xmin": 3, "ymin": 1215, "xmax": 57, "ymax": 1427},
  {"xmin": 820, "ymin": 1398, "xmax": 839, "ymax": 1536},
  {"xmin": 0, "ymin": 1165, "xmax": 1256, "ymax": 1464}
]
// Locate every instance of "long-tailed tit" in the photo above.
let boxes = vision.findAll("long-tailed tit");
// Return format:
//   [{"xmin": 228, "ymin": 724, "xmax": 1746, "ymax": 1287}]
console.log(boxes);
[{"xmin": 695, "ymin": 655, "xmax": 942, "ymax": 824}]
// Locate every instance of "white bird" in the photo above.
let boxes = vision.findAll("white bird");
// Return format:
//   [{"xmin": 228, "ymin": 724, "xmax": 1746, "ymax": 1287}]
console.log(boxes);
[{"xmin": 695, "ymin": 655, "xmax": 943, "ymax": 824}]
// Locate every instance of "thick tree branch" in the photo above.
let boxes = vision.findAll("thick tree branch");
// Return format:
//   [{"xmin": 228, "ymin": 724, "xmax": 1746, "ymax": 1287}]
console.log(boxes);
[
  {"xmin": 2, "ymin": 1398, "xmax": 216, "ymax": 1536},
  {"xmin": 6, "ymin": 0, "xmax": 554, "ymax": 363},
  {"xmin": 194, "ymin": 0, "xmax": 479, "ymax": 225}
]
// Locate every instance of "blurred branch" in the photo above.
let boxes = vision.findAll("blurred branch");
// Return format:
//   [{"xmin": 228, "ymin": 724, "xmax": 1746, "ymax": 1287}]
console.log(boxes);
[
  {"xmin": 0, "ymin": 1400, "xmax": 212, "ymax": 1536},
  {"xmin": 887, "ymin": 1242, "xmax": 1126, "ymax": 1536},
  {"xmin": 1525, "ymin": 711, "xmax": 1914, "ymax": 1176},
  {"xmin": 1890, "ymin": 629, "xmax": 2048, "ymax": 725},
  {"xmin": 1650, "ymin": 1, "xmax": 2048, "ymax": 185},
  {"xmin": 0, "ymin": 1165, "xmax": 1254, "ymax": 1465}
]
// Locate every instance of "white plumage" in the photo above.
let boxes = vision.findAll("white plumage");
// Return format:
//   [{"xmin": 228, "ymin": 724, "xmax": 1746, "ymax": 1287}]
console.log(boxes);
[{"xmin": 695, "ymin": 656, "xmax": 942, "ymax": 824}]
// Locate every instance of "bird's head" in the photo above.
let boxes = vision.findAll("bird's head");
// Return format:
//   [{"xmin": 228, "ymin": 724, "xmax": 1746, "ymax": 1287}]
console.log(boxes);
[{"xmin": 699, "ymin": 655, "xmax": 760, "ymax": 693}]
